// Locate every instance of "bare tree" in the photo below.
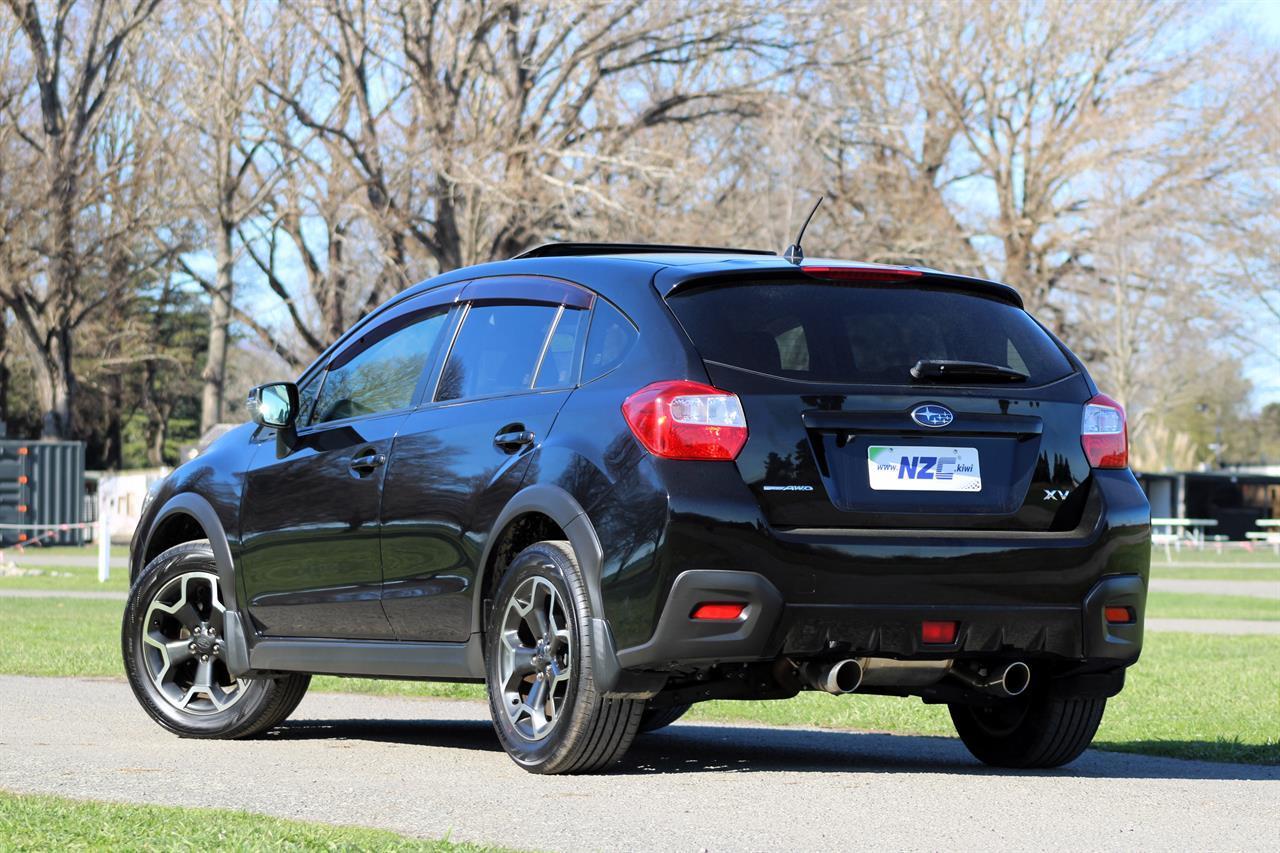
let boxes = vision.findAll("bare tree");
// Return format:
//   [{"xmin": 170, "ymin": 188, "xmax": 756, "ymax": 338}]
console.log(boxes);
[
  {"xmin": 0, "ymin": 0, "xmax": 162, "ymax": 437},
  {"xmin": 226, "ymin": 0, "xmax": 785, "ymax": 368},
  {"xmin": 163, "ymin": 0, "xmax": 280, "ymax": 430},
  {"xmin": 814, "ymin": 1, "xmax": 1257, "ymax": 317}
]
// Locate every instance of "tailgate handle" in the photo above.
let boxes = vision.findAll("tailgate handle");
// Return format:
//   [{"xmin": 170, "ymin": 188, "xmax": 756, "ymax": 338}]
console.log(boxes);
[{"xmin": 801, "ymin": 411, "xmax": 1042, "ymax": 436}]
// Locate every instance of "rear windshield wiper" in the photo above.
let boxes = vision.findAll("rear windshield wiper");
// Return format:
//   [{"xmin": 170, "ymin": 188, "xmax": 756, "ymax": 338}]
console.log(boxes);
[{"xmin": 910, "ymin": 359, "xmax": 1029, "ymax": 383}]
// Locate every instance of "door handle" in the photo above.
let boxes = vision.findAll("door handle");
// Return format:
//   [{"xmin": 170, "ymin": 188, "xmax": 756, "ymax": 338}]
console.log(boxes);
[
  {"xmin": 349, "ymin": 451, "xmax": 387, "ymax": 473},
  {"xmin": 493, "ymin": 427, "xmax": 535, "ymax": 453}
]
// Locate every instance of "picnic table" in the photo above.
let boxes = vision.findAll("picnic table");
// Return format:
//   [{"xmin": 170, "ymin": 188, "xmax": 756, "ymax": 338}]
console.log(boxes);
[
  {"xmin": 1151, "ymin": 517, "xmax": 1219, "ymax": 559},
  {"xmin": 1247, "ymin": 519, "xmax": 1280, "ymax": 555}
]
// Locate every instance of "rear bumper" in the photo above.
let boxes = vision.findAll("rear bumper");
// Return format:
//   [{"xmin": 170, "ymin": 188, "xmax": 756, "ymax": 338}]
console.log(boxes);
[
  {"xmin": 615, "ymin": 570, "xmax": 1145, "ymax": 669},
  {"xmin": 605, "ymin": 467, "xmax": 1151, "ymax": 671}
]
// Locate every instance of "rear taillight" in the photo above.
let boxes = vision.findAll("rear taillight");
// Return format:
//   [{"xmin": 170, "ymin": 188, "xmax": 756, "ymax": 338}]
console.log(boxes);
[
  {"xmin": 622, "ymin": 380, "xmax": 748, "ymax": 460},
  {"xmin": 1082, "ymin": 393, "xmax": 1128, "ymax": 469}
]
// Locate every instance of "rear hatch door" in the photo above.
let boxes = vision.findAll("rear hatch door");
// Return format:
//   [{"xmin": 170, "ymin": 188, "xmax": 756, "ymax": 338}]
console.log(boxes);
[{"xmin": 664, "ymin": 268, "xmax": 1094, "ymax": 531}]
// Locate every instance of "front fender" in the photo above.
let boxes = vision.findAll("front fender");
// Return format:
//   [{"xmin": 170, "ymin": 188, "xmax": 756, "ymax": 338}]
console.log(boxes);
[{"xmin": 137, "ymin": 492, "xmax": 251, "ymax": 677}]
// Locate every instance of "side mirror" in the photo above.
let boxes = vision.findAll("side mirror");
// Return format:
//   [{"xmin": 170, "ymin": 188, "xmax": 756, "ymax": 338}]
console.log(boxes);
[{"xmin": 246, "ymin": 382, "xmax": 299, "ymax": 429}]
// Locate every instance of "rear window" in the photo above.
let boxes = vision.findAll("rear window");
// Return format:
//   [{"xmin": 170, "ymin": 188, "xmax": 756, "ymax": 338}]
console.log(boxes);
[
  {"xmin": 436, "ymin": 304, "xmax": 558, "ymax": 401},
  {"xmin": 666, "ymin": 281, "xmax": 1073, "ymax": 386}
]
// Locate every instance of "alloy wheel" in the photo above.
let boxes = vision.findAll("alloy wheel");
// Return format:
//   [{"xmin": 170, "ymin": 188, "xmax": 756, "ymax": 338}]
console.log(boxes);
[
  {"xmin": 497, "ymin": 576, "xmax": 573, "ymax": 741},
  {"xmin": 140, "ymin": 571, "xmax": 248, "ymax": 715}
]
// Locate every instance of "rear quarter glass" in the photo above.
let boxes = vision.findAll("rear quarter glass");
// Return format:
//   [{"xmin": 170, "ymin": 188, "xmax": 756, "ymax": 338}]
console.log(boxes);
[{"xmin": 666, "ymin": 280, "xmax": 1074, "ymax": 386}]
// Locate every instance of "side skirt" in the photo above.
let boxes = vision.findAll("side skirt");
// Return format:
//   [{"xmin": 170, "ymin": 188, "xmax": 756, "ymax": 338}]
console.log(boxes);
[{"xmin": 248, "ymin": 634, "xmax": 486, "ymax": 680}]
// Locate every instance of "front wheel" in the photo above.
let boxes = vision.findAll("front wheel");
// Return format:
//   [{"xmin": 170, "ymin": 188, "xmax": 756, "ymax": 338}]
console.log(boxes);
[
  {"xmin": 485, "ymin": 541, "xmax": 644, "ymax": 774},
  {"xmin": 949, "ymin": 687, "xmax": 1106, "ymax": 769},
  {"xmin": 122, "ymin": 540, "xmax": 310, "ymax": 739}
]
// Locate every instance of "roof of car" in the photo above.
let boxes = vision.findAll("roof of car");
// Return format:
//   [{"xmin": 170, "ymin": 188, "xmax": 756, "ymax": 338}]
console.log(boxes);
[{"xmin": 398, "ymin": 244, "xmax": 1024, "ymax": 309}]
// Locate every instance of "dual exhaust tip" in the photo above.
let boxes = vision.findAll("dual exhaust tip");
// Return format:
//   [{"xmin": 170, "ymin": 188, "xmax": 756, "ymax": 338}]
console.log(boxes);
[{"xmin": 800, "ymin": 658, "xmax": 1031, "ymax": 697}]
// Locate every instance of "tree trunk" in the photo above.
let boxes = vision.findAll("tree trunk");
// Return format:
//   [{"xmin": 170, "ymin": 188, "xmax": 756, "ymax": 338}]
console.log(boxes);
[
  {"xmin": 142, "ymin": 361, "xmax": 168, "ymax": 466},
  {"xmin": 39, "ymin": 154, "xmax": 79, "ymax": 440},
  {"xmin": 100, "ymin": 376, "xmax": 124, "ymax": 470},
  {"xmin": 28, "ymin": 328, "xmax": 75, "ymax": 439},
  {"xmin": 147, "ymin": 413, "xmax": 168, "ymax": 467},
  {"xmin": 200, "ymin": 221, "xmax": 234, "ymax": 433},
  {"xmin": 0, "ymin": 318, "xmax": 9, "ymax": 433}
]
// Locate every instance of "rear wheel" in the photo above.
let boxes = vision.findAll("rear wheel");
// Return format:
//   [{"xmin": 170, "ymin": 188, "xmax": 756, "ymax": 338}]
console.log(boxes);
[
  {"xmin": 949, "ymin": 686, "xmax": 1106, "ymax": 769},
  {"xmin": 638, "ymin": 703, "xmax": 691, "ymax": 734},
  {"xmin": 123, "ymin": 541, "xmax": 310, "ymax": 739},
  {"xmin": 485, "ymin": 541, "xmax": 644, "ymax": 774}
]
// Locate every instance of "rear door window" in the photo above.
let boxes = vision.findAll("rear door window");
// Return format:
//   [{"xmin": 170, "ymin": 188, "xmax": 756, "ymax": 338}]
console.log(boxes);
[
  {"xmin": 667, "ymin": 281, "xmax": 1073, "ymax": 385},
  {"xmin": 436, "ymin": 303, "xmax": 559, "ymax": 401}
]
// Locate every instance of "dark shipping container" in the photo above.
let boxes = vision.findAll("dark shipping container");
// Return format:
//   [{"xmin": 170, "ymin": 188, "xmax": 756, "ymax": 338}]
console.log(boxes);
[{"xmin": 0, "ymin": 440, "xmax": 86, "ymax": 547}]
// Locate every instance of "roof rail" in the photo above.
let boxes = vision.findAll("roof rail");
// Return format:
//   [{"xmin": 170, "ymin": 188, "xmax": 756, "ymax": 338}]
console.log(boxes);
[{"xmin": 513, "ymin": 242, "xmax": 777, "ymax": 259}]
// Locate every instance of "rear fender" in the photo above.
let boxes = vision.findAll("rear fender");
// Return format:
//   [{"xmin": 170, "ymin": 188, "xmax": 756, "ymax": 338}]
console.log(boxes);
[{"xmin": 477, "ymin": 484, "xmax": 661, "ymax": 696}]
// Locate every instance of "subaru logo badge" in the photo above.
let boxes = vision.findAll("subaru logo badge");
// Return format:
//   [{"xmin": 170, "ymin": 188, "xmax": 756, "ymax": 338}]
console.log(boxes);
[{"xmin": 911, "ymin": 404, "xmax": 954, "ymax": 429}]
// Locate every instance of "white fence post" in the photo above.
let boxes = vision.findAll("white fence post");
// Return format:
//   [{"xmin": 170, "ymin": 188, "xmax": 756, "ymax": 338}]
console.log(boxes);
[{"xmin": 98, "ymin": 503, "xmax": 110, "ymax": 583}]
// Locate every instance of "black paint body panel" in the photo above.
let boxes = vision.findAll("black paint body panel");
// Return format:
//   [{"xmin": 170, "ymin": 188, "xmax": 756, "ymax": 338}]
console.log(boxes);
[{"xmin": 128, "ymin": 251, "xmax": 1151, "ymax": 691}]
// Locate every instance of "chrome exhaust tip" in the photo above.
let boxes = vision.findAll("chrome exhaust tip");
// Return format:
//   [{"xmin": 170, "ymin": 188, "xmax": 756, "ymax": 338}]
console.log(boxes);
[
  {"xmin": 1000, "ymin": 661, "xmax": 1031, "ymax": 697},
  {"xmin": 951, "ymin": 661, "xmax": 1031, "ymax": 696},
  {"xmin": 800, "ymin": 658, "xmax": 864, "ymax": 694}
]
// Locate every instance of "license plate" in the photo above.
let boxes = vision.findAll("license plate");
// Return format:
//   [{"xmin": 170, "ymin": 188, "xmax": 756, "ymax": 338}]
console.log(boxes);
[{"xmin": 867, "ymin": 445, "xmax": 982, "ymax": 492}]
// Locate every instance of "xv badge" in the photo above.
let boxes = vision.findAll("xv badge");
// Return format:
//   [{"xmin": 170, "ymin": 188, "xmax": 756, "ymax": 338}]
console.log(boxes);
[{"xmin": 1043, "ymin": 488, "xmax": 1071, "ymax": 501}]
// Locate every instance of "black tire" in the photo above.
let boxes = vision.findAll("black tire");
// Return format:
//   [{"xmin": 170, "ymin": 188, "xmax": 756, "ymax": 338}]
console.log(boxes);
[
  {"xmin": 949, "ymin": 686, "xmax": 1106, "ymax": 769},
  {"xmin": 123, "ymin": 540, "xmax": 310, "ymax": 739},
  {"xmin": 485, "ymin": 540, "xmax": 644, "ymax": 774},
  {"xmin": 638, "ymin": 703, "xmax": 692, "ymax": 734}
]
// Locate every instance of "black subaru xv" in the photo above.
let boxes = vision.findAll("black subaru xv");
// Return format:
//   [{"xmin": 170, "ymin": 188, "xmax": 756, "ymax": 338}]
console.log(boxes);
[{"xmin": 123, "ymin": 244, "xmax": 1150, "ymax": 774}]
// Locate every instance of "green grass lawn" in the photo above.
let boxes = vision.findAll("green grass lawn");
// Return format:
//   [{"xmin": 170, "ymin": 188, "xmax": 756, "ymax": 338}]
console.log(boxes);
[
  {"xmin": 1, "ymin": 544, "xmax": 130, "ymax": 593},
  {"xmin": 0, "ymin": 598, "xmax": 123, "ymax": 677},
  {"xmin": 1146, "ymin": 590, "xmax": 1280, "ymax": 621},
  {"xmin": 1150, "ymin": 564, "xmax": 1280, "ymax": 581},
  {"xmin": 1, "ymin": 544, "xmax": 129, "ymax": 559},
  {"xmin": 2, "ymin": 596, "xmax": 1276, "ymax": 765},
  {"xmin": 0, "ymin": 790, "xmax": 499, "ymax": 851},
  {"xmin": 0, "ymin": 562, "xmax": 129, "ymax": 593}
]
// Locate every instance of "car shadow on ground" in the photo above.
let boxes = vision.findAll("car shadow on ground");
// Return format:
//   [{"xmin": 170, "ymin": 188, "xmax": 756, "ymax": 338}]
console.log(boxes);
[{"xmin": 271, "ymin": 718, "xmax": 1280, "ymax": 782}]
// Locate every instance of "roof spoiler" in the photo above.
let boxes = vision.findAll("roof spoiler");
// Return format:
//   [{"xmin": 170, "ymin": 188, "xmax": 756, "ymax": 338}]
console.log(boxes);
[{"xmin": 513, "ymin": 242, "xmax": 776, "ymax": 259}]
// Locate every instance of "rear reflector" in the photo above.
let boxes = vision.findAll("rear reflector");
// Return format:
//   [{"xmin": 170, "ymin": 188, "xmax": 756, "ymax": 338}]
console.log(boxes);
[
  {"xmin": 1105, "ymin": 606, "xmax": 1134, "ymax": 624},
  {"xmin": 1081, "ymin": 393, "xmax": 1128, "ymax": 469},
  {"xmin": 921, "ymin": 620, "xmax": 958, "ymax": 644},
  {"xmin": 801, "ymin": 265, "xmax": 923, "ymax": 282},
  {"xmin": 690, "ymin": 602, "xmax": 747, "ymax": 621},
  {"xmin": 623, "ymin": 380, "xmax": 748, "ymax": 461}
]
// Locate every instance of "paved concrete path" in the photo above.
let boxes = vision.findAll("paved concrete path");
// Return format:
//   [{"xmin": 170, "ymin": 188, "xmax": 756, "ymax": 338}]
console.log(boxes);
[
  {"xmin": 1, "ymin": 676, "xmax": 1276, "ymax": 851},
  {"xmin": 0, "ymin": 588, "xmax": 126, "ymax": 601},
  {"xmin": 1150, "ymin": 578, "xmax": 1280, "ymax": 599}
]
